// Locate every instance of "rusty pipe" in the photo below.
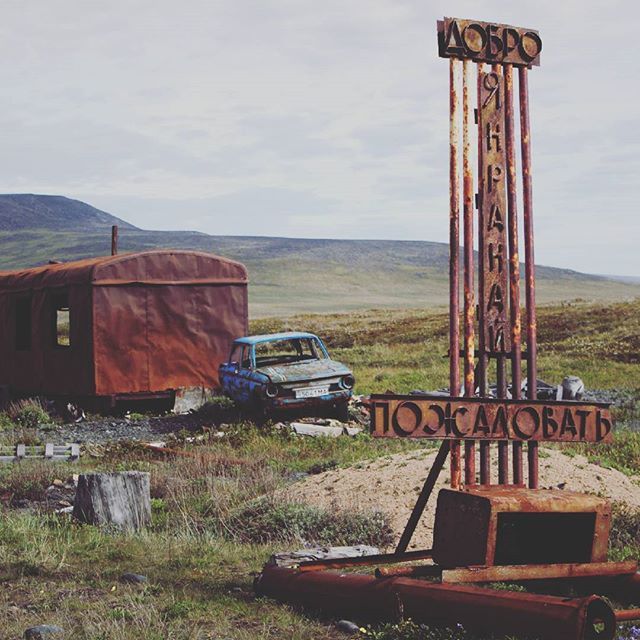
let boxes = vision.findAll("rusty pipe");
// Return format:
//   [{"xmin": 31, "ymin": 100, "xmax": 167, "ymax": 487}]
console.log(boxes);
[
  {"xmin": 615, "ymin": 609, "xmax": 640, "ymax": 622},
  {"xmin": 462, "ymin": 58, "xmax": 476, "ymax": 487},
  {"xmin": 504, "ymin": 63, "xmax": 524, "ymax": 485},
  {"xmin": 396, "ymin": 441, "xmax": 449, "ymax": 554},
  {"xmin": 464, "ymin": 439, "xmax": 476, "ymax": 486},
  {"xmin": 476, "ymin": 64, "xmax": 490, "ymax": 483},
  {"xmin": 462, "ymin": 58, "xmax": 475, "ymax": 399},
  {"xmin": 375, "ymin": 564, "xmax": 441, "ymax": 579},
  {"xmin": 496, "ymin": 353, "xmax": 508, "ymax": 484},
  {"xmin": 449, "ymin": 56, "xmax": 461, "ymax": 489},
  {"xmin": 111, "ymin": 224, "xmax": 118, "ymax": 256},
  {"xmin": 519, "ymin": 66, "xmax": 539, "ymax": 489},
  {"xmin": 256, "ymin": 566, "xmax": 616, "ymax": 640}
]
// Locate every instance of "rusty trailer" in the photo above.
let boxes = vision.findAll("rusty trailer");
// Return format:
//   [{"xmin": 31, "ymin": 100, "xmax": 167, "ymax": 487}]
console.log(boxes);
[{"xmin": 0, "ymin": 250, "xmax": 248, "ymax": 409}]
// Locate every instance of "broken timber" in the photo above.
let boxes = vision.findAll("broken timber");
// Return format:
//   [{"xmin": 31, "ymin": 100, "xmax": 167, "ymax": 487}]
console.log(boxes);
[{"xmin": 0, "ymin": 443, "xmax": 80, "ymax": 463}]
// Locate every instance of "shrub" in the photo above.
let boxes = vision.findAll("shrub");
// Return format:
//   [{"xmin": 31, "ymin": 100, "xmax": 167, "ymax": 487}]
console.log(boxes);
[
  {"xmin": 228, "ymin": 496, "xmax": 394, "ymax": 547},
  {"xmin": 362, "ymin": 620, "xmax": 468, "ymax": 640},
  {"xmin": 7, "ymin": 398, "xmax": 52, "ymax": 429},
  {"xmin": 0, "ymin": 461, "xmax": 63, "ymax": 502},
  {"xmin": 0, "ymin": 412, "xmax": 14, "ymax": 431},
  {"xmin": 610, "ymin": 502, "xmax": 640, "ymax": 551},
  {"xmin": 195, "ymin": 396, "xmax": 237, "ymax": 422}
]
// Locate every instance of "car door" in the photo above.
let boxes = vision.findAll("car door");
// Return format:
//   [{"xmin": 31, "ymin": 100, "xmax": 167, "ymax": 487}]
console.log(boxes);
[
  {"xmin": 221, "ymin": 344, "xmax": 257, "ymax": 403},
  {"xmin": 220, "ymin": 343, "xmax": 244, "ymax": 399}
]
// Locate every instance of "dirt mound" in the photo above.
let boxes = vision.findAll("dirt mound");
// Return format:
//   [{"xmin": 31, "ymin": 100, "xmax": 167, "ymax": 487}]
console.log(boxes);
[{"xmin": 284, "ymin": 447, "xmax": 640, "ymax": 551}]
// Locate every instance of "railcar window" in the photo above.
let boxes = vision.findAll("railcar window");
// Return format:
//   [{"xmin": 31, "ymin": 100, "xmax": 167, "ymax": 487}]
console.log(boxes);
[
  {"xmin": 15, "ymin": 296, "xmax": 32, "ymax": 351},
  {"xmin": 52, "ymin": 292, "xmax": 70, "ymax": 347}
]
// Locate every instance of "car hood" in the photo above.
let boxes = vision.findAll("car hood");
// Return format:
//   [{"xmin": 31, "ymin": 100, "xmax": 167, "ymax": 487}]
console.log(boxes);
[{"xmin": 256, "ymin": 359, "xmax": 352, "ymax": 384}]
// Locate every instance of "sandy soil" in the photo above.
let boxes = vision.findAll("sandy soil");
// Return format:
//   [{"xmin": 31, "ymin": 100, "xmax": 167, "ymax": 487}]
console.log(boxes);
[{"xmin": 284, "ymin": 447, "xmax": 640, "ymax": 550}]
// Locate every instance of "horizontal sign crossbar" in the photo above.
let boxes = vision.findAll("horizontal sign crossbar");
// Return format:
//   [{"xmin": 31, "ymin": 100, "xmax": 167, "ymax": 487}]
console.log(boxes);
[{"xmin": 371, "ymin": 395, "xmax": 612, "ymax": 443}]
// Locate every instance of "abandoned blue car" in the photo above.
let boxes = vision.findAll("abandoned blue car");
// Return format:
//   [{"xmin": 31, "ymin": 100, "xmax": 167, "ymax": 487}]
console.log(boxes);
[{"xmin": 219, "ymin": 332, "xmax": 355, "ymax": 419}]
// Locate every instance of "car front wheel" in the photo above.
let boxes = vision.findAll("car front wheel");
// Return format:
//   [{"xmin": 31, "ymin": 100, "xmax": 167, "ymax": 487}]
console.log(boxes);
[{"xmin": 335, "ymin": 400, "xmax": 350, "ymax": 423}]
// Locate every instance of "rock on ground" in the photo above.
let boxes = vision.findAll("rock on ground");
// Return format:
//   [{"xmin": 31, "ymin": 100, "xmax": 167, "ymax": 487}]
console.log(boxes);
[{"xmin": 24, "ymin": 626, "xmax": 64, "ymax": 639}]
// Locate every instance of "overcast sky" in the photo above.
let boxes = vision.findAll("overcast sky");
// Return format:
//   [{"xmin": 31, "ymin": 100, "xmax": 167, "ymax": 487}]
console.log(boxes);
[{"xmin": 0, "ymin": 1, "xmax": 637, "ymax": 275}]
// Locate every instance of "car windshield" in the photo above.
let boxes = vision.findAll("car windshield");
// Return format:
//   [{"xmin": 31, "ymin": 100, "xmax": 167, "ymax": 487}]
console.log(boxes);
[{"xmin": 255, "ymin": 337, "xmax": 326, "ymax": 367}]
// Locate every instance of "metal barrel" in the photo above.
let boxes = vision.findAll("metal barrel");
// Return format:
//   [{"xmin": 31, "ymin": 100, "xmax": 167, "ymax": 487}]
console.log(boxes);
[{"xmin": 256, "ymin": 566, "xmax": 616, "ymax": 640}]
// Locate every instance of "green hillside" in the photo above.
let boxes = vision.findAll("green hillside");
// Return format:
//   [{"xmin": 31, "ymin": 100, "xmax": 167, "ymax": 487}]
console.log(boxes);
[{"xmin": 0, "ymin": 195, "xmax": 637, "ymax": 316}]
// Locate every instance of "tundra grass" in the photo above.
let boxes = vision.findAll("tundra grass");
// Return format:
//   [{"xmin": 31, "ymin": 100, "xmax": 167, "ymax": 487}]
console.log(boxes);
[
  {"xmin": 251, "ymin": 298, "xmax": 640, "ymax": 394},
  {"xmin": 1, "ymin": 299, "xmax": 639, "ymax": 639}
]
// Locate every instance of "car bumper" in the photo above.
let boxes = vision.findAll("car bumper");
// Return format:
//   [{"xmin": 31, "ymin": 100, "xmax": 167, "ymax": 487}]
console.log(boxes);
[{"xmin": 267, "ymin": 389, "xmax": 352, "ymax": 409}]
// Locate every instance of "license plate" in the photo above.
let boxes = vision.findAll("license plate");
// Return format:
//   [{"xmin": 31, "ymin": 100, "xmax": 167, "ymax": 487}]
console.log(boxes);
[{"xmin": 295, "ymin": 386, "xmax": 329, "ymax": 399}]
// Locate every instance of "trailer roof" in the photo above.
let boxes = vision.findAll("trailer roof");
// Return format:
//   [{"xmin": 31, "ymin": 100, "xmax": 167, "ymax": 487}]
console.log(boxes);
[{"xmin": 0, "ymin": 250, "xmax": 248, "ymax": 291}]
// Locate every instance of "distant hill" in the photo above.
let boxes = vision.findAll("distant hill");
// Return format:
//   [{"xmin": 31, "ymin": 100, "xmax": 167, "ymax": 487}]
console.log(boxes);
[
  {"xmin": 0, "ymin": 194, "xmax": 637, "ymax": 316},
  {"xmin": 0, "ymin": 194, "xmax": 137, "ymax": 231}
]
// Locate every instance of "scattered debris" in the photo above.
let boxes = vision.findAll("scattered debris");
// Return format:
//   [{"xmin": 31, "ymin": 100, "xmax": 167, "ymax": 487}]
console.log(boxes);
[
  {"xmin": 290, "ymin": 422, "xmax": 362, "ymax": 438},
  {"xmin": 0, "ymin": 443, "xmax": 79, "ymax": 463},
  {"xmin": 268, "ymin": 545, "xmax": 380, "ymax": 568}
]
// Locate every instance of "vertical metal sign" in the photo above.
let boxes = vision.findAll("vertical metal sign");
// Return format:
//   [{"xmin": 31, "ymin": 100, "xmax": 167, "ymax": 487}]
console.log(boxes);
[
  {"xmin": 439, "ymin": 17, "xmax": 542, "ymax": 490},
  {"xmin": 370, "ymin": 16, "xmax": 616, "ymax": 555},
  {"xmin": 479, "ymin": 70, "xmax": 510, "ymax": 357}
]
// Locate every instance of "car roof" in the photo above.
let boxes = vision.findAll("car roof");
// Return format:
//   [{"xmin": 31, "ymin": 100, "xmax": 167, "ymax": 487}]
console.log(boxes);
[{"xmin": 234, "ymin": 331, "xmax": 321, "ymax": 346}]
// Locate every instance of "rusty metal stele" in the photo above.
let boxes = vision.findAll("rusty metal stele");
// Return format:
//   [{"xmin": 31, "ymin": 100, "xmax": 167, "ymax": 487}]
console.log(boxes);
[{"xmin": 255, "ymin": 17, "xmax": 637, "ymax": 639}]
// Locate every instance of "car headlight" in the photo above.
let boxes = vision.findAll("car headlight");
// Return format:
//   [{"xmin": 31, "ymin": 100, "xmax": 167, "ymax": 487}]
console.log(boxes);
[
  {"xmin": 265, "ymin": 383, "xmax": 279, "ymax": 398},
  {"xmin": 340, "ymin": 375, "xmax": 355, "ymax": 390}
]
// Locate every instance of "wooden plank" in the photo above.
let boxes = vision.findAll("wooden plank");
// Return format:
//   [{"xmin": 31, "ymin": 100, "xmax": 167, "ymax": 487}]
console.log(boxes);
[
  {"xmin": 442, "ymin": 561, "xmax": 638, "ymax": 584},
  {"xmin": 0, "ymin": 443, "xmax": 80, "ymax": 463}
]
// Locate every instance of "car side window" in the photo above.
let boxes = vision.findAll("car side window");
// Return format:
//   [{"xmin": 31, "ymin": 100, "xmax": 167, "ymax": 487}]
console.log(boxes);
[
  {"xmin": 229, "ymin": 344, "xmax": 243, "ymax": 365},
  {"xmin": 241, "ymin": 346, "xmax": 253, "ymax": 369}
]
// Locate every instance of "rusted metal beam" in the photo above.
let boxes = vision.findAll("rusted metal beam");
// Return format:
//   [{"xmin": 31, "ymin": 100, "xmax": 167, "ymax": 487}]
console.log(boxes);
[
  {"xmin": 462, "ymin": 58, "xmax": 476, "ymax": 487},
  {"xmin": 297, "ymin": 549, "xmax": 434, "ymax": 573},
  {"xmin": 475, "ymin": 63, "xmax": 490, "ymax": 485},
  {"xmin": 504, "ymin": 63, "xmax": 524, "ymax": 486},
  {"xmin": 375, "ymin": 564, "xmax": 441, "ymax": 578},
  {"xmin": 615, "ymin": 608, "xmax": 640, "ymax": 622},
  {"xmin": 449, "ymin": 56, "xmax": 462, "ymax": 489},
  {"xmin": 462, "ymin": 58, "xmax": 475, "ymax": 399},
  {"xmin": 497, "ymin": 354, "xmax": 509, "ymax": 484},
  {"xmin": 476, "ymin": 63, "xmax": 488, "ymax": 403},
  {"xmin": 395, "ymin": 441, "xmax": 450, "ymax": 554},
  {"xmin": 464, "ymin": 439, "xmax": 476, "ymax": 485},
  {"xmin": 479, "ymin": 440, "xmax": 491, "ymax": 484},
  {"xmin": 519, "ymin": 65, "xmax": 538, "ymax": 488},
  {"xmin": 256, "ymin": 566, "xmax": 615, "ymax": 640},
  {"xmin": 441, "ymin": 561, "xmax": 637, "ymax": 584}
]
